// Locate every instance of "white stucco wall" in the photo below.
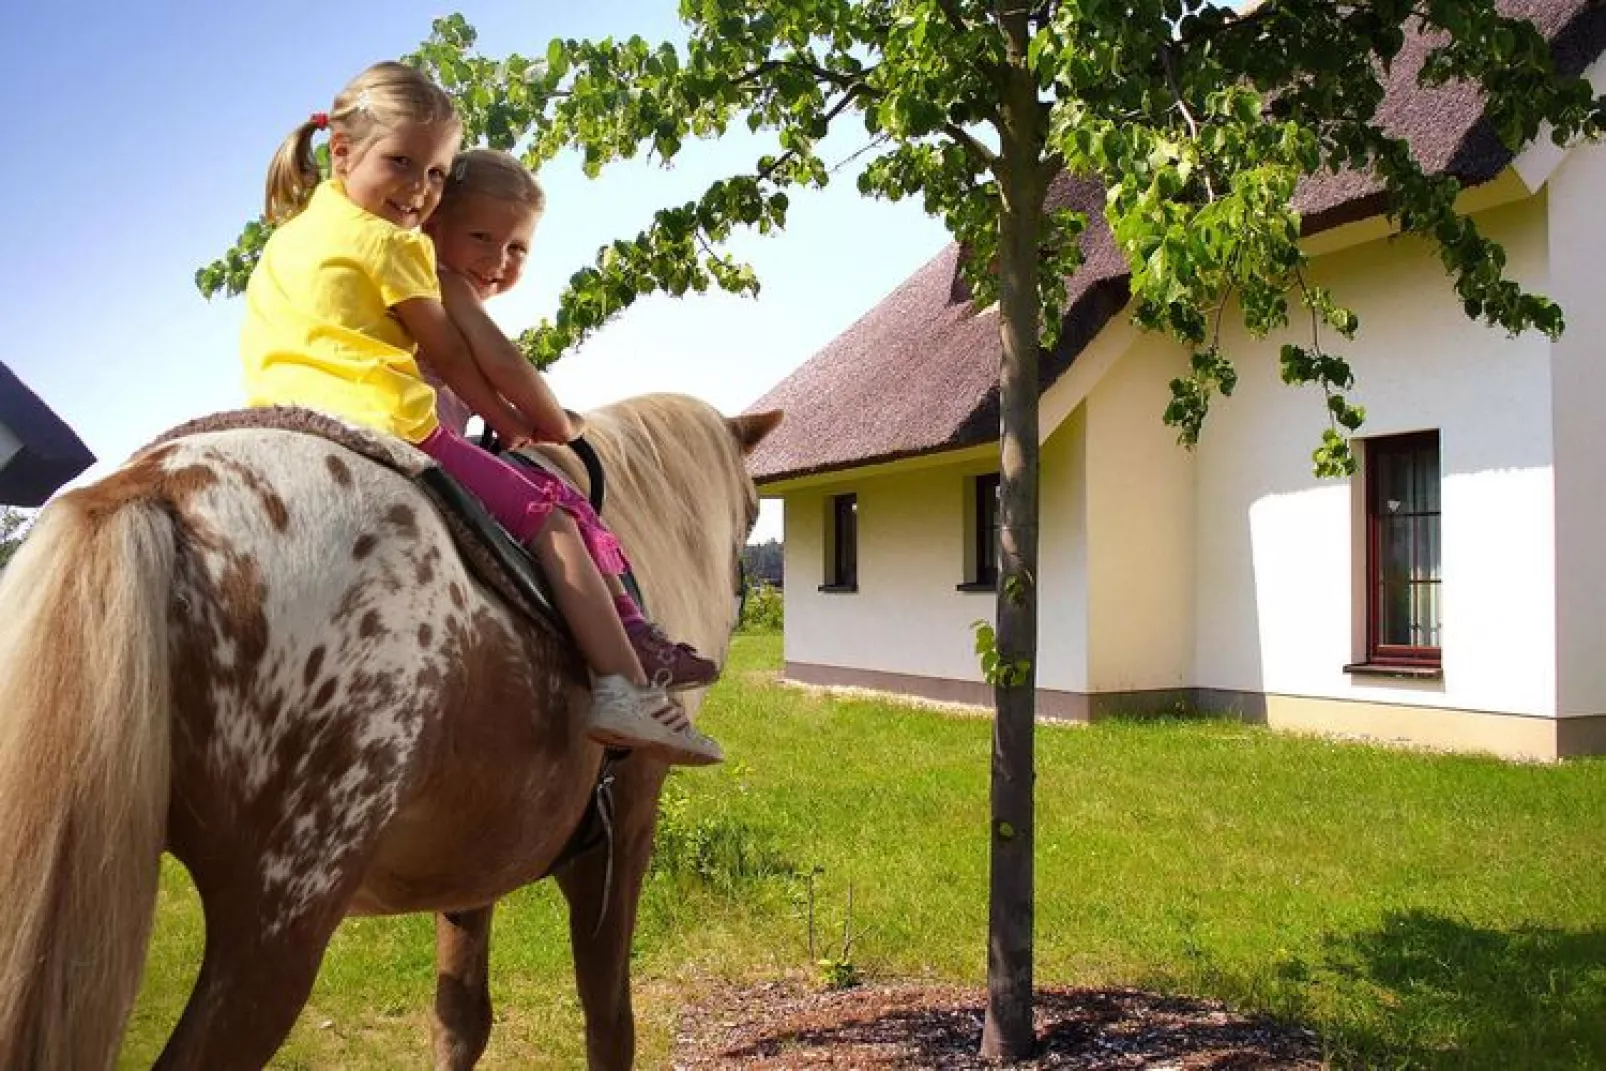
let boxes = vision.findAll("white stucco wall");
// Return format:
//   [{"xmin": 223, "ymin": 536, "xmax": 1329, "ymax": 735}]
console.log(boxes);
[
  {"xmin": 782, "ymin": 463, "xmax": 1007, "ymax": 681},
  {"xmin": 1039, "ymin": 410, "xmax": 1090, "ymax": 692},
  {"xmin": 780, "ymin": 417, "xmax": 1094, "ymax": 692},
  {"xmin": 1545, "ymin": 138, "xmax": 1606, "ymax": 717},
  {"xmin": 1192, "ymin": 195, "xmax": 1557, "ymax": 716},
  {"xmin": 1082, "ymin": 340, "xmax": 1196, "ymax": 693}
]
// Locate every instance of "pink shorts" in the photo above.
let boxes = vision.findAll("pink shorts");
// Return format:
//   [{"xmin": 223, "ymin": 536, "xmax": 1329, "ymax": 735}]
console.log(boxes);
[{"xmin": 417, "ymin": 425, "xmax": 629, "ymax": 575}]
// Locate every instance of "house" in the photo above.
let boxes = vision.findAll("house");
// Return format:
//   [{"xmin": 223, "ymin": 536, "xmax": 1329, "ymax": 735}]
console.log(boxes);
[
  {"xmin": 0, "ymin": 360, "xmax": 94, "ymax": 507},
  {"xmin": 746, "ymin": 0, "xmax": 1606, "ymax": 761}
]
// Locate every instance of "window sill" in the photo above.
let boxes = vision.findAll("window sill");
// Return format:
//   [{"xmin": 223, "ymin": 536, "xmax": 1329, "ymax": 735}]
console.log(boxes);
[
  {"xmin": 817, "ymin": 584, "xmax": 858, "ymax": 594},
  {"xmin": 955, "ymin": 581, "xmax": 997, "ymax": 593},
  {"xmin": 1343, "ymin": 662, "xmax": 1443, "ymax": 681}
]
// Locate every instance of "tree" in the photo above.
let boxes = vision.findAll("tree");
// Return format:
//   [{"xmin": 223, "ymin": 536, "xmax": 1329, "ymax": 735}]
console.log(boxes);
[
  {"xmin": 740, "ymin": 538, "xmax": 784, "ymax": 587},
  {"xmin": 0, "ymin": 507, "xmax": 31, "ymax": 570},
  {"xmin": 202, "ymin": 1, "xmax": 1603, "ymax": 1057}
]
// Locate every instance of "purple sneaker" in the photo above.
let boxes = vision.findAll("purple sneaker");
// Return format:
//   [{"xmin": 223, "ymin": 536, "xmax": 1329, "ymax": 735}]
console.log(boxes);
[{"xmin": 626, "ymin": 620, "xmax": 719, "ymax": 692}]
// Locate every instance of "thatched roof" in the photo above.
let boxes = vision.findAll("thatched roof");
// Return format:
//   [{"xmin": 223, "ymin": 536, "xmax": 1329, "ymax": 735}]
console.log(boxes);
[
  {"xmin": 748, "ymin": 0, "xmax": 1606, "ymax": 484},
  {"xmin": 0, "ymin": 361, "xmax": 95, "ymax": 507}
]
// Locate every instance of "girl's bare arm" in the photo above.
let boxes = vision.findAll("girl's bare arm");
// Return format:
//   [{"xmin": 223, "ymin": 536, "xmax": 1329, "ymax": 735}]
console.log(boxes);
[
  {"xmin": 437, "ymin": 270, "xmax": 576, "ymax": 443},
  {"xmin": 392, "ymin": 296, "xmax": 533, "ymax": 446}
]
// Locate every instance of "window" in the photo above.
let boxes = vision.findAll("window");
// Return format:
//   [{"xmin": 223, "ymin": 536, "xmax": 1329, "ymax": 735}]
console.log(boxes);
[
  {"xmin": 1364, "ymin": 432, "xmax": 1441, "ymax": 667},
  {"xmin": 821, "ymin": 493, "xmax": 857, "ymax": 591},
  {"xmin": 959, "ymin": 472, "xmax": 1001, "ymax": 590}
]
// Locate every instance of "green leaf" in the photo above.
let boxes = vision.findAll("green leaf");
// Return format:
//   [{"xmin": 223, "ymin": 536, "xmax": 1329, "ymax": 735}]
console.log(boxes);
[{"xmin": 546, "ymin": 37, "xmax": 570, "ymax": 80}]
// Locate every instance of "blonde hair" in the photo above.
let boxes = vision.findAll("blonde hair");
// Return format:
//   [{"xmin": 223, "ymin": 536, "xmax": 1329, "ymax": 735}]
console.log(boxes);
[
  {"xmin": 437, "ymin": 148, "xmax": 547, "ymax": 222},
  {"xmin": 264, "ymin": 61, "xmax": 459, "ymax": 223}
]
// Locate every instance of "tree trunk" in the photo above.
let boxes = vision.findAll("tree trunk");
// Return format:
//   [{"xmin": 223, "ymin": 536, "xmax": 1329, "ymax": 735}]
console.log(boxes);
[{"xmin": 980, "ymin": 6, "xmax": 1047, "ymax": 1062}]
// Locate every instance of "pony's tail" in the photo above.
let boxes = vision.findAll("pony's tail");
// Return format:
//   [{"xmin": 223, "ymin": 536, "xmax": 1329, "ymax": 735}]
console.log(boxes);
[{"xmin": 0, "ymin": 492, "xmax": 175, "ymax": 1069}]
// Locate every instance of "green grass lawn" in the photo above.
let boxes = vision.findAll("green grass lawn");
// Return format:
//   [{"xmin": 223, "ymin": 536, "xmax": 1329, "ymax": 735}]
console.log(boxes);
[{"xmin": 122, "ymin": 631, "xmax": 1606, "ymax": 1069}]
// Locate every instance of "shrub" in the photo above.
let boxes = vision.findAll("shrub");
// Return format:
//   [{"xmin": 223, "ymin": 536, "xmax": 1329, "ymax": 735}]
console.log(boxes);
[
  {"xmin": 739, "ymin": 581, "xmax": 784, "ymax": 633},
  {"xmin": 651, "ymin": 767, "xmax": 795, "ymax": 893}
]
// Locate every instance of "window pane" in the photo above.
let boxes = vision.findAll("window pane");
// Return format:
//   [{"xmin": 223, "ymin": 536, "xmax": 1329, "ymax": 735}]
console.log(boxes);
[
  {"xmin": 1378, "ymin": 576, "xmax": 1414, "ymax": 645},
  {"xmin": 976, "ymin": 474, "xmax": 1000, "ymax": 585},
  {"xmin": 1420, "ymin": 517, "xmax": 1439, "ymax": 581},
  {"xmin": 841, "ymin": 496, "xmax": 857, "ymax": 586},
  {"xmin": 830, "ymin": 494, "xmax": 857, "ymax": 586},
  {"xmin": 1368, "ymin": 433, "xmax": 1441, "ymax": 660}
]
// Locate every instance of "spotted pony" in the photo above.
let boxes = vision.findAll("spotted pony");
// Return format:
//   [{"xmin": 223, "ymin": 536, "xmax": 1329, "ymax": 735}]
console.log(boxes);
[{"xmin": 0, "ymin": 393, "xmax": 780, "ymax": 1070}]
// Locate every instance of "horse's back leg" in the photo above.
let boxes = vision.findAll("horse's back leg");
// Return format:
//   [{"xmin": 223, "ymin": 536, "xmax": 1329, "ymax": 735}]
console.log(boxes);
[
  {"xmin": 153, "ymin": 872, "xmax": 353, "ymax": 1071},
  {"xmin": 556, "ymin": 760, "xmax": 665, "ymax": 1071},
  {"xmin": 431, "ymin": 907, "xmax": 495, "ymax": 1070}
]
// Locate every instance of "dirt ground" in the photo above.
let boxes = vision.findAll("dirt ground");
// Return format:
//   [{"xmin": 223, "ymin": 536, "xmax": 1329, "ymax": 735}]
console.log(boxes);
[{"xmin": 672, "ymin": 981, "xmax": 1325, "ymax": 1069}]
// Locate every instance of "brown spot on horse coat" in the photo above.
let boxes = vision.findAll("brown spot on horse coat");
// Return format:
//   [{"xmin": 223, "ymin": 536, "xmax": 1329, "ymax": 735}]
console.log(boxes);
[
  {"xmin": 326, "ymin": 454, "xmax": 353, "ymax": 487},
  {"xmin": 353, "ymin": 533, "xmax": 377, "ymax": 560},
  {"xmin": 304, "ymin": 646, "xmax": 326, "ymax": 687},
  {"xmin": 418, "ymin": 623, "xmax": 434, "ymax": 648},
  {"xmin": 217, "ymin": 455, "xmax": 291, "ymax": 532},
  {"xmin": 386, "ymin": 504, "xmax": 418, "ymax": 540},
  {"xmin": 60, "ymin": 444, "xmax": 217, "ymax": 526},
  {"xmin": 360, "ymin": 611, "xmax": 383, "ymax": 639},
  {"xmin": 413, "ymin": 545, "xmax": 439, "ymax": 585},
  {"xmin": 311, "ymin": 677, "xmax": 337, "ymax": 710}
]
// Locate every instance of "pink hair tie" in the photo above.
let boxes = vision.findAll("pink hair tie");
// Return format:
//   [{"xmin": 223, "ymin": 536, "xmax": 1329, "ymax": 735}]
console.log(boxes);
[{"xmin": 309, "ymin": 112, "xmax": 329, "ymax": 130}]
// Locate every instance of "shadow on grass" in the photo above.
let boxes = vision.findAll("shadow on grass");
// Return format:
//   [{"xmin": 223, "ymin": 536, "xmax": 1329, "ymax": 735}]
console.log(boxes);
[{"xmin": 1307, "ymin": 908, "xmax": 1606, "ymax": 1068}]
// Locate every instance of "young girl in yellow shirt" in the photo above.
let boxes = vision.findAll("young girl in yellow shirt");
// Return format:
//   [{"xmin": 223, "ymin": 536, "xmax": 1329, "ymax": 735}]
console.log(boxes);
[{"xmin": 241, "ymin": 62, "xmax": 721, "ymax": 766}]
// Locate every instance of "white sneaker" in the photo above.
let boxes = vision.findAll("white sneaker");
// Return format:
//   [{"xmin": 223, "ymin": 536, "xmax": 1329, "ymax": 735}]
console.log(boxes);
[{"xmin": 586, "ymin": 674, "xmax": 725, "ymax": 767}]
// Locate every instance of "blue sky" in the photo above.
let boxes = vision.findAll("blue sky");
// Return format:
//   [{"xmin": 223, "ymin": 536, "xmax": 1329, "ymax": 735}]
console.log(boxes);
[{"xmin": 2, "ymin": 0, "xmax": 956, "ymax": 541}]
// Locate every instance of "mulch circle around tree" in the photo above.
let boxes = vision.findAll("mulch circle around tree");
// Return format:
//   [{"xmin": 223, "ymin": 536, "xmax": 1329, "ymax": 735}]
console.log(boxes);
[{"xmin": 672, "ymin": 981, "xmax": 1324, "ymax": 1069}]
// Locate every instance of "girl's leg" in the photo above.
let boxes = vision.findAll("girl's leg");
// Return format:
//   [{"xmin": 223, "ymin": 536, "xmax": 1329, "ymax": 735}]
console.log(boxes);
[
  {"xmin": 545, "ymin": 484, "xmax": 719, "ymax": 691},
  {"xmin": 531, "ymin": 512, "xmax": 644, "ymax": 685}
]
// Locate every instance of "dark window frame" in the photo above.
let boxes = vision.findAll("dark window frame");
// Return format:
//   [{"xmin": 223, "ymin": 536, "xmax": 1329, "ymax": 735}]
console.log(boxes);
[
  {"xmin": 1364, "ymin": 431, "xmax": 1442, "ymax": 668},
  {"xmin": 820, "ymin": 492, "xmax": 858, "ymax": 592},
  {"xmin": 976, "ymin": 472, "xmax": 1001, "ymax": 587},
  {"xmin": 957, "ymin": 472, "xmax": 1002, "ymax": 592}
]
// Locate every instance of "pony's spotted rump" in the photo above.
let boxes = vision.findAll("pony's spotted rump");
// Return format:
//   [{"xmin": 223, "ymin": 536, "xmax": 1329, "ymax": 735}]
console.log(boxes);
[{"xmin": 0, "ymin": 394, "xmax": 779, "ymax": 1071}]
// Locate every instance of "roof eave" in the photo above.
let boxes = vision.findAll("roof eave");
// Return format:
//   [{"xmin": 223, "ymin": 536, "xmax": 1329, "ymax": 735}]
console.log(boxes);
[{"xmin": 756, "ymin": 439, "xmax": 999, "ymax": 493}]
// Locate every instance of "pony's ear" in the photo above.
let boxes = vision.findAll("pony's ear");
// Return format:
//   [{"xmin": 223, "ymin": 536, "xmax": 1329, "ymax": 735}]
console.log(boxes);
[{"xmin": 727, "ymin": 410, "xmax": 783, "ymax": 455}]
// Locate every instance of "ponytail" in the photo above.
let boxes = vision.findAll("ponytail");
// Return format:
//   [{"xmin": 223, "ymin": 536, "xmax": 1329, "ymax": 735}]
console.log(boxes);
[{"xmin": 264, "ymin": 117, "xmax": 324, "ymax": 224}]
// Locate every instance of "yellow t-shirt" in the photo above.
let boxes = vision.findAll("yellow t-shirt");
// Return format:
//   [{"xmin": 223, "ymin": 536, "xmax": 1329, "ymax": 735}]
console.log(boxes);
[{"xmin": 241, "ymin": 180, "xmax": 441, "ymax": 443}]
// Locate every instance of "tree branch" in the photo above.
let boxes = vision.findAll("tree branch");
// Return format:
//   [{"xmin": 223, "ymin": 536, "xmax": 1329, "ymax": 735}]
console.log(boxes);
[
  {"xmin": 734, "ymin": 56, "xmax": 869, "ymax": 94},
  {"xmin": 944, "ymin": 122, "xmax": 1000, "ymax": 167},
  {"xmin": 831, "ymin": 133, "xmax": 894, "ymax": 174},
  {"xmin": 935, "ymin": 0, "xmax": 971, "ymax": 34},
  {"xmin": 1211, "ymin": 282, "xmax": 1236, "ymax": 350},
  {"xmin": 757, "ymin": 85, "xmax": 868, "ymax": 182},
  {"xmin": 732, "ymin": 59, "xmax": 786, "ymax": 86},
  {"xmin": 1161, "ymin": 44, "xmax": 1215, "ymax": 202}
]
